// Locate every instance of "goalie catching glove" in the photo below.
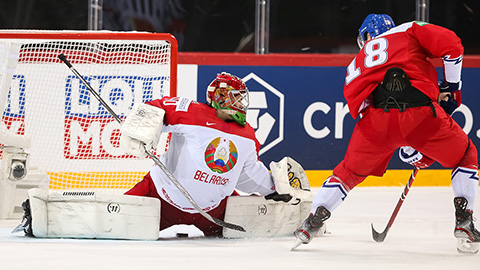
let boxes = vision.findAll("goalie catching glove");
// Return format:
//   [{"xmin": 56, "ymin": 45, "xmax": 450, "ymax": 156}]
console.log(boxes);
[
  {"xmin": 399, "ymin": 146, "xmax": 435, "ymax": 169},
  {"xmin": 120, "ymin": 103, "xmax": 165, "ymax": 158},
  {"xmin": 266, "ymin": 157, "xmax": 311, "ymax": 203}
]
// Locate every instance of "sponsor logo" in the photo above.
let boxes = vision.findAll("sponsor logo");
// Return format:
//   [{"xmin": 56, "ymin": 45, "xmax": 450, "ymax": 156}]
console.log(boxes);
[
  {"xmin": 62, "ymin": 191, "xmax": 95, "ymax": 196},
  {"xmin": 107, "ymin": 203, "xmax": 121, "ymax": 213},
  {"xmin": 242, "ymin": 73, "xmax": 284, "ymax": 156},
  {"xmin": 176, "ymin": 96, "xmax": 192, "ymax": 112},
  {"xmin": 63, "ymin": 75, "xmax": 168, "ymax": 159},
  {"xmin": 0, "ymin": 75, "xmax": 26, "ymax": 156},
  {"xmin": 258, "ymin": 205, "xmax": 268, "ymax": 215},
  {"xmin": 204, "ymin": 137, "xmax": 238, "ymax": 173},
  {"xmin": 206, "ymin": 122, "xmax": 216, "ymax": 126}
]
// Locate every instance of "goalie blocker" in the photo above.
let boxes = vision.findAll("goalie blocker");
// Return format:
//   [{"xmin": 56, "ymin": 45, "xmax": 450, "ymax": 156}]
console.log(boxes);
[{"xmin": 13, "ymin": 188, "xmax": 161, "ymax": 240}]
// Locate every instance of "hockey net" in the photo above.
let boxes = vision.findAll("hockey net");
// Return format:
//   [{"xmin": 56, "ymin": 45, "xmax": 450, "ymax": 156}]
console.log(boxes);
[{"xmin": 0, "ymin": 30, "xmax": 177, "ymax": 194}]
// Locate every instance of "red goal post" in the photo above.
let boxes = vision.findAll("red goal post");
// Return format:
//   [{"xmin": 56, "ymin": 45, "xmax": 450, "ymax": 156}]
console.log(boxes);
[{"xmin": 0, "ymin": 30, "xmax": 177, "ymax": 196}]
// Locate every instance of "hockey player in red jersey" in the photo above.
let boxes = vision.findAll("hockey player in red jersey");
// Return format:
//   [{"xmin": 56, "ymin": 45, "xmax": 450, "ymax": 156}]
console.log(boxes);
[
  {"xmin": 120, "ymin": 72, "xmax": 310, "ymax": 237},
  {"xmin": 293, "ymin": 14, "xmax": 479, "ymax": 253}
]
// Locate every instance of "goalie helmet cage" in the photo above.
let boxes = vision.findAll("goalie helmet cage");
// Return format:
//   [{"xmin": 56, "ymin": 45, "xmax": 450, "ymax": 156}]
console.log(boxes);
[{"xmin": 0, "ymin": 30, "xmax": 177, "ymax": 198}]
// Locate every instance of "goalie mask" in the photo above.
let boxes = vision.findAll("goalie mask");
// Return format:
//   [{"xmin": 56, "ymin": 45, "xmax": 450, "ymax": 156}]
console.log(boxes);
[
  {"xmin": 357, "ymin": 14, "xmax": 395, "ymax": 49},
  {"xmin": 206, "ymin": 72, "xmax": 249, "ymax": 126}
]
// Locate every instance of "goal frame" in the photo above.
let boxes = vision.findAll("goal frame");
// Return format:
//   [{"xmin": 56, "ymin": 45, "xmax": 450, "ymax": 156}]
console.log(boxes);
[
  {"xmin": 0, "ymin": 30, "xmax": 178, "ymax": 96},
  {"xmin": 0, "ymin": 30, "xmax": 178, "ymax": 219}
]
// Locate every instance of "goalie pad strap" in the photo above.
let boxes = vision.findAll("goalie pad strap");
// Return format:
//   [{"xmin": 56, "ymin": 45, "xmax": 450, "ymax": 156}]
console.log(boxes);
[{"xmin": 28, "ymin": 188, "xmax": 161, "ymax": 240}]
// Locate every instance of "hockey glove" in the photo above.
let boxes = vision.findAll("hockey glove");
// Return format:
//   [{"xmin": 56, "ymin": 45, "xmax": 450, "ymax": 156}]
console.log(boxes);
[
  {"xmin": 399, "ymin": 146, "xmax": 435, "ymax": 169},
  {"xmin": 119, "ymin": 136, "xmax": 148, "ymax": 159},
  {"xmin": 439, "ymin": 80, "xmax": 462, "ymax": 115},
  {"xmin": 120, "ymin": 103, "xmax": 165, "ymax": 158}
]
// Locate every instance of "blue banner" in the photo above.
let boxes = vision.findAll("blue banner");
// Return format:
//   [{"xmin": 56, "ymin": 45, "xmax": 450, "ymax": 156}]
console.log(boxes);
[{"xmin": 196, "ymin": 66, "xmax": 480, "ymax": 171}]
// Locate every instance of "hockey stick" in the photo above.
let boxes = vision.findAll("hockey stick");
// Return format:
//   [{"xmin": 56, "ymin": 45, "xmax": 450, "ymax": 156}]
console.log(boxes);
[
  {"xmin": 58, "ymin": 54, "xmax": 245, "ymax": 232},
  {"xmin": 371, "ymin": 167, "xmax": 419, "ymax": 242}
]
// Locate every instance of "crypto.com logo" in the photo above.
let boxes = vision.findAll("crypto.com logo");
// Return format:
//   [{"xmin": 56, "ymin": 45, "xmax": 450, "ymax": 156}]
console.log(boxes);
[{"xmin": 242, "ymin": 73, "xmax": 284, "ymax": 156}]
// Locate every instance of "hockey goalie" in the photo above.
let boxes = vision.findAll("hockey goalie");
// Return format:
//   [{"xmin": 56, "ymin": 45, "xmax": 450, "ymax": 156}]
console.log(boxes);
[{"xmin": 13, "ymin": 72, "xmax": 318, "ymax": 240}]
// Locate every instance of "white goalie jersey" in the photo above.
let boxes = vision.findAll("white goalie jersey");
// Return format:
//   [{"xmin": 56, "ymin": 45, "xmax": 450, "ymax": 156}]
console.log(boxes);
[{"xmin": 147, "ymin": 96, "xmax": 276, "ymax": 213}]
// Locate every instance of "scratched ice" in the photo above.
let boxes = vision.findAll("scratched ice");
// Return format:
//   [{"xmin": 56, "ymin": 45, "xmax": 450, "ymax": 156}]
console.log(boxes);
[{"xmin": 1, "ymin": 187, "xmax": 479, "ymax": 270}]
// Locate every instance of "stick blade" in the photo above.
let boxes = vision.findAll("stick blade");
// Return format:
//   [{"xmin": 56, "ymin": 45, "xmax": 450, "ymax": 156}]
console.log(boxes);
[
  {"xmin": 214, "ymin": 217, "xmax": 246, "ymax": 232},
  {"xmin": 371, "ymin": 223, "xmax": 387, "ymax": 243}
]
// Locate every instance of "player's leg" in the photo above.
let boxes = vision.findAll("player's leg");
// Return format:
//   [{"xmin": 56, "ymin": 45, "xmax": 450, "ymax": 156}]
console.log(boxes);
[
  {"xmin": 405, "ymin": 103, "xmax": 479, "ymax": 253},
  {"xmin": 451, "ymin": 141, "xmax": 479, "ymax": 218},
  {"xmin": 452, "ymin": 142, "xmax": 480, "ymax": 253},
  {"xmin": 295, "ymin": 109, "xmax": 396, "ymax": 245},
  {"xmin": 158, "ymin": 195, "xmax": 227, "ymax": 237},
  {"xmin": 125, "ymin": 172, "xmax": 159, "ymax": 197},
  {"xmin": 311, "ymin": 107, "xmax": 397, "ymax": 212},
  {"xmin": 406, "ymin": 103, "xmax": 471, "ymax": 168},
  {"xmin": 125, "ymin": 173, "xmax": 222, "ymax": 236},
  {"xmin": 127, "ymin": 173, "xmax": 235, "ymax": 237}
]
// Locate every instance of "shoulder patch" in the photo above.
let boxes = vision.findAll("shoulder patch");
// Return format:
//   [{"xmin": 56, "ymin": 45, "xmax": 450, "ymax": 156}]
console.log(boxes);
[
  {"xmin": 176, "ymin": 97, "xmax": 193, "ymax": 112},
  {"xmin": 414, "ymin": 21, "xmax": 429, "ymax": 26}
]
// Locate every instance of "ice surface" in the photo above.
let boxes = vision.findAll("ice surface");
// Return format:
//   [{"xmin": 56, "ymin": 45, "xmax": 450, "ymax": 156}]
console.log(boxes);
[{"xmin": 1, "ymin": 187, "xmax": 480, "ymax": 270}]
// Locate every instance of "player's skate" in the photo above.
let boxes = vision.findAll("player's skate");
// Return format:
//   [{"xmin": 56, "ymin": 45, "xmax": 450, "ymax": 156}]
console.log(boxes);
[
  {"xmin": 291, "ymin": 206, "xmax": 330, "ymax": 250},
  {"xmin": 454, "ymin": 197, "xmax": 480, "ymax": 254}
]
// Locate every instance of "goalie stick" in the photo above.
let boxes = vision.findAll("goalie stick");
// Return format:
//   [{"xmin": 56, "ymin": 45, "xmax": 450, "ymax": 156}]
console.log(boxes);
[
  {"xmin": 371, "ymin": 167, "xmax": 419, "ymax": 242},
  {"xmin": 58, "ymin": 54, "xmax": 245, "ymax": 233}
]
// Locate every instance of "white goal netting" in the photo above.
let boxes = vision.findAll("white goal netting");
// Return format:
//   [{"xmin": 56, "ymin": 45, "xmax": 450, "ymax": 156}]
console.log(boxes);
[{"xmin": 0, "ymin": 30, "xmax": 177, "ymax": 194}]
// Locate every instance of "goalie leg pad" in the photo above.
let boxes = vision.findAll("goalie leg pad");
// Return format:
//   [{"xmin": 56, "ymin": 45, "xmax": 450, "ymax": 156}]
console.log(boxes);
[
  {"xmin": 27, "ymin": 188, "xmax": 160, "ymax": 240},
  {"xmin": 222, "ymin": 195, "xmax": 312, "ymax": 238}
]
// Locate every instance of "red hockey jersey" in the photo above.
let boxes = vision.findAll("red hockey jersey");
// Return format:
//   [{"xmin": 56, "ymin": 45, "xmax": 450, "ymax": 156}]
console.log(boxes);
[{"xmin": 344, "ymin": 21, "xmax": 464, "ymax": 119}]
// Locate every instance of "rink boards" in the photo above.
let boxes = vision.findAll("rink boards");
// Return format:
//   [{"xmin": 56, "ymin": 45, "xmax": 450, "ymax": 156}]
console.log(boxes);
[{"xmin": 2, "ymin": 52, "xmax": 477, "ymax": 188}]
